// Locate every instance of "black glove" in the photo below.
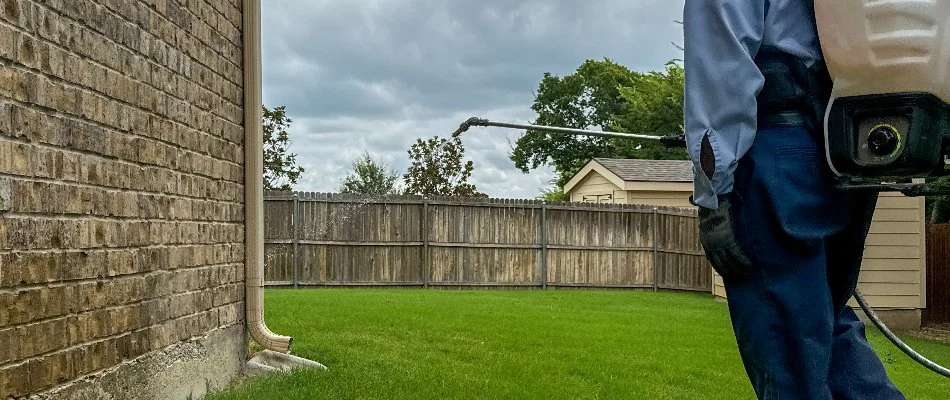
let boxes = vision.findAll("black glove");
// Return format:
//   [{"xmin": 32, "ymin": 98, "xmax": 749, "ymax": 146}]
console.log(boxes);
[{"xmin": 694, "ymin": 194, "xmax": 752, "ymax": 279}]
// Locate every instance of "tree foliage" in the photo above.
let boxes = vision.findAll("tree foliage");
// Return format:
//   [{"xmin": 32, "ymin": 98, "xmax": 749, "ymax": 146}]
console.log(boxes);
[
  {"xmin": 926, "ymin": 176, "xmax": 950, "ymax": 223},
  {"xmin": 537, "ymin": 180, "xmax": 571, "ymax": 203},
  {"xmin": 608, "ymin": 61, "xmax": 688, "ymax": 161},
  {"xmin": 510, "ymin": 59, "xmax": 689, "ymax": 189},
  {"xmin": 262, "ymin": 105, "xmax": 305, "ymax": 191},
  {"xmin": 402, "ymin": 136, "xmax": 486, "ymax": 197},
  {"xmin": 338, "ymin": 150, "xmax": 400, "ymax": 196}
]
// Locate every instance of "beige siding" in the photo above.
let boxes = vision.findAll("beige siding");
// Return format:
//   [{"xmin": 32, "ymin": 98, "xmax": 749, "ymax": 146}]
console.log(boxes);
[
  {"xmin": 853, "ymin": 192, "xmax": 926, "ymax": 310},
  {"xmin": 570, "ymin": 174, "xmax": 624, "ymax": 203},
  {"xmin": 713, "ymin": 192, "xmax": 927, "ymax": 313},
  {"xmin": 713, "ymin": 272, "xmax": 727, "ymax": 299}
]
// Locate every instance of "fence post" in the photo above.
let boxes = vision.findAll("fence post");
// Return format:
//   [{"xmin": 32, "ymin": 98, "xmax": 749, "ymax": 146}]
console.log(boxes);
[
  {"xmin": 292, "ymin": 192, "xmax": 300, "ymax": 288},
  {"xmin": 652, "ymin": 207, "xmax": 659, "ymax": 292},
  {"xmin": 422, "ymin": 198, "xmax": 429, "ymax": 288},
  {"xmin": 540, "ymin": 202, "xmax": 548, "ymax": 290}
]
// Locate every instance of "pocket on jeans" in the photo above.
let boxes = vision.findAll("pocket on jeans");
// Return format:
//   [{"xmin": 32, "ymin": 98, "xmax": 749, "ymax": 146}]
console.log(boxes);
[{"xmin": 765, "ymin": 147, "xmax": 846, "ymax": 240}]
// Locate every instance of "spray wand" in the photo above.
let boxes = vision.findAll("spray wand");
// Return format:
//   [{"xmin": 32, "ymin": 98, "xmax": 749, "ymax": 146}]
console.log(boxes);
[{"xmin": 451, "ymin": 117, "xmax": 687, "ymax": 147}]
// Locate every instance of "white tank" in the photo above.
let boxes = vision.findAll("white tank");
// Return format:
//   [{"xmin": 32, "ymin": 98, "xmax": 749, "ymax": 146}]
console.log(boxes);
[
  {"xmin": 815, "ymin": 0, "xmax": 950, "ymax": 179},
  {"xmin": 815, "ymin": 0, "xmax": 950, "ymax": 105}
]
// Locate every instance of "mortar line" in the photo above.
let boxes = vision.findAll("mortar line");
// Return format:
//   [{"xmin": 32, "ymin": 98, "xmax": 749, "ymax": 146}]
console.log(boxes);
[
  {"xmin": 0, "ymin": 211, "xmax": 245, "ymax": 225},
  {"xmin": 0, "ymin": 236, "xmax": 249, "ymax": 252},
  {"xmin": 0, "ymin": 263, "xmax": 245, "ymax": 295},
  {"xmin": 0, "ymin": 242, "xmax": 242, "ymax": 257},
  {"xmin": 0, "ymin": 169, "xmax": 242, "ymax": 207},
  {"xmin": 0, "ymin": 242, "xmax": 245, "ymax": 254}
]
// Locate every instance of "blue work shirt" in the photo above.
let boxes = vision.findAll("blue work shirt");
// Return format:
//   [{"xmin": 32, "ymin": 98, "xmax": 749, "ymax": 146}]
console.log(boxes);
[{"xmin": 683, "ymin": 0, "xmax": 824, "ymax": 209}]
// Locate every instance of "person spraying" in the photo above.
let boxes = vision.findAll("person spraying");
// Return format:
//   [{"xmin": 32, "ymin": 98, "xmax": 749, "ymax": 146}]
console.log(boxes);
[
  {"xmin": 453, "ymin": 1, "xmax": 950, "ymax": 394},
  {"xmin": 683, "ymin": 0, "xmax": 950, "ymax": 397}
]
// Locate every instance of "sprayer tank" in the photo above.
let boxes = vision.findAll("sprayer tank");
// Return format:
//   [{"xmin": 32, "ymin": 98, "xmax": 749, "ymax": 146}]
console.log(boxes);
[
  {"xmin": 815, "ymin": 0, "xmax": 950, "ymax": 104},
  {"xmin": 816, "ymin": 0, "xmax": 950, "ymax": 178}
]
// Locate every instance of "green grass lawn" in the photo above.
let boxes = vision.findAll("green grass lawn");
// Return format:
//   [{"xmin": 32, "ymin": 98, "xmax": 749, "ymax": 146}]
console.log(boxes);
[{"xmin": 207, "ymin": 289, "xmax": 950, "ymax": 399}]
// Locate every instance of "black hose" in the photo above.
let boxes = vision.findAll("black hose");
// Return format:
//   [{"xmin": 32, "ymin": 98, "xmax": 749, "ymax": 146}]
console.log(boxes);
[{"xmin": 853, "ymin": 288, "xmax": 950, "ymax": 377}]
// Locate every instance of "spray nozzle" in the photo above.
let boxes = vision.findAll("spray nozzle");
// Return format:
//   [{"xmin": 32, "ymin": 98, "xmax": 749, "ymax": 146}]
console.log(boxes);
[{"xmin": 451, "ymin": 117, "xmax": 489, "ymax": 138}]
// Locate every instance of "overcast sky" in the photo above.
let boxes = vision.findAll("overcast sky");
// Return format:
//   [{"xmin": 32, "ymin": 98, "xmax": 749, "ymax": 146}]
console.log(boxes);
[{"xmin": 260, "ymin": 0, "xmax": 686, "ymax": 198}]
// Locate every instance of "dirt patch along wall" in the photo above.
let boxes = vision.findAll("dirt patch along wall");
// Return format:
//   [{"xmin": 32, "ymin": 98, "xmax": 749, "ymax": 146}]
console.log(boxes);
[{"xmin": 0, "ymin": 0, "xmax": 248, "ymax": 398}]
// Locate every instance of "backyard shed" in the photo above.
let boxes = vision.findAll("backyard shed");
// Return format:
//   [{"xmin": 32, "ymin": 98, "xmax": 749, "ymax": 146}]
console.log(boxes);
[
  {"xmin": 564, "ymin": 158, "xmax": 929, "ymax": 330},
  {"xmin": 563, "ymin": 158, "xmax": 694, "ymax": 207}
]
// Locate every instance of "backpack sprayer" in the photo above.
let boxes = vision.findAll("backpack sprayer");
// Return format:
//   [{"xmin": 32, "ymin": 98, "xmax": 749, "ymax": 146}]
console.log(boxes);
[{"xmin": 451, "ymin": 1, "xmax": 950, "ymax": 377}]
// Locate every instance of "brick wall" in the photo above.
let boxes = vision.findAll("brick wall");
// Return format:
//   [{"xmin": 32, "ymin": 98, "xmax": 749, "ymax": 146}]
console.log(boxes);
[{"xmin": 0, "ymin": 0, "xmax": 248, "ymax": 398}]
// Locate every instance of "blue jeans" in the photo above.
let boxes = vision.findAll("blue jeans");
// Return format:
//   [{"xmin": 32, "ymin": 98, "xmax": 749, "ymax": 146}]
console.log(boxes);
[{"xmin": 721, "ymin": 124, "xmax": 906, "ymax": 399}]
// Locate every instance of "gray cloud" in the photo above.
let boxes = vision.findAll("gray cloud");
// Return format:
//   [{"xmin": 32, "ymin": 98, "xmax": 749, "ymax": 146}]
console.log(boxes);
[{"xmin": 261, "ymin": 0, "xmax": 685, "ymax": 198}]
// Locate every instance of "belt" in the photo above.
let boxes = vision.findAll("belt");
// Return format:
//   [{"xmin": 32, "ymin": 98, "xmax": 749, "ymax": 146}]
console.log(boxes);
[{"xmin": 759, "ymin": 110, "xmax": 807, "ymax": 128}]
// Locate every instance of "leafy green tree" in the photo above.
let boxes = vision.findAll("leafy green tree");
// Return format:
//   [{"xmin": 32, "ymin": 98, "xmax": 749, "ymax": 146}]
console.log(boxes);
[
  {"xmin": 510, "ymin": 59, "xmax": 638, "ymax": 188},
  {"xmin": 537, "ymin": 180, "xmax": 570, "ymax": 203},
  {"xmin": 403, "ymin": 136, "xmax": 486, "ymax": 197},
  {"xmin": 262, "ymin": 105, "xmax": 305, "ymax": 191},
  {"xmin": 609, "ymin": 61, "xmax": 689, "ymax": 161},
  {"xmin": 338, "ymin": 150, "xmax": 400, "ymax": 196},
  {"xmin": 926, "ymin": 176, "xmax": 950, "ymax": 223},
  {"xmin": 510, "ymin": 59, "xmax": 689, "ymax": 190}
]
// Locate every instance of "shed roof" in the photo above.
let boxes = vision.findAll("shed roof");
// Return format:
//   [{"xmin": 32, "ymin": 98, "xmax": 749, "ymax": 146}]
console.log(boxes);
[{"xmin": 592, "ymin": 158, "xmax": 694, "ymax": 183}]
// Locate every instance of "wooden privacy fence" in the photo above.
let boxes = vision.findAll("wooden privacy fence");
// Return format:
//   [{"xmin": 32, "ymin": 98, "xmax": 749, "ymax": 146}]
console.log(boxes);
[
  {"xmin": 262, "ymin": 192, "xmax": 713, "ymax": 293},
  {"xmin": 925, "ymin": 223, "xmax": 950, "ymax": 325}
]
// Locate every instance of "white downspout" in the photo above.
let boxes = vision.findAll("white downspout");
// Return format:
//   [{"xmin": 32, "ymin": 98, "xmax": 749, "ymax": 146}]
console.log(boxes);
[{"xmin": 243, "ymin": 0, "xmax": 292, "ymax": 353}]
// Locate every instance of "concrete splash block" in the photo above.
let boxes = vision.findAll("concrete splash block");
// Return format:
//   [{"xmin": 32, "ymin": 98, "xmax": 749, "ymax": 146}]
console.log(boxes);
[{"xmin": 244, "ymin": 350, "xmax": 327, "ymax": 376}]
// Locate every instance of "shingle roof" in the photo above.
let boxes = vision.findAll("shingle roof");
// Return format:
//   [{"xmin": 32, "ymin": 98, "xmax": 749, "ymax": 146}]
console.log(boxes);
[{"xmin": 593, "ymin": 158, "xmax": 694, "ymax": 182}]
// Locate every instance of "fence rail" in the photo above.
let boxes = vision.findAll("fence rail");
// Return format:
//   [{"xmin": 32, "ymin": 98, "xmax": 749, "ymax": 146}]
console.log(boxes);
[{"xmin": 263, "ymin": 192, "xmax": 713, "ymax": 293}]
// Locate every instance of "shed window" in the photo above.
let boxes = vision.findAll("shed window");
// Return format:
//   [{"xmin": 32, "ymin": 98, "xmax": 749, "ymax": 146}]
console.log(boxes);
[{"xmin": 582, "ymin": 194, "xmax": 612, "ymax": 204}]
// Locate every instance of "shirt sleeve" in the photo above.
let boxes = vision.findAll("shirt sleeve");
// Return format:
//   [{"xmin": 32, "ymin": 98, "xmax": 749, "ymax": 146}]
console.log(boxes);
[{"xmin": 682, "ymin": 0, "xmax": 767, "ymax": 209}]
